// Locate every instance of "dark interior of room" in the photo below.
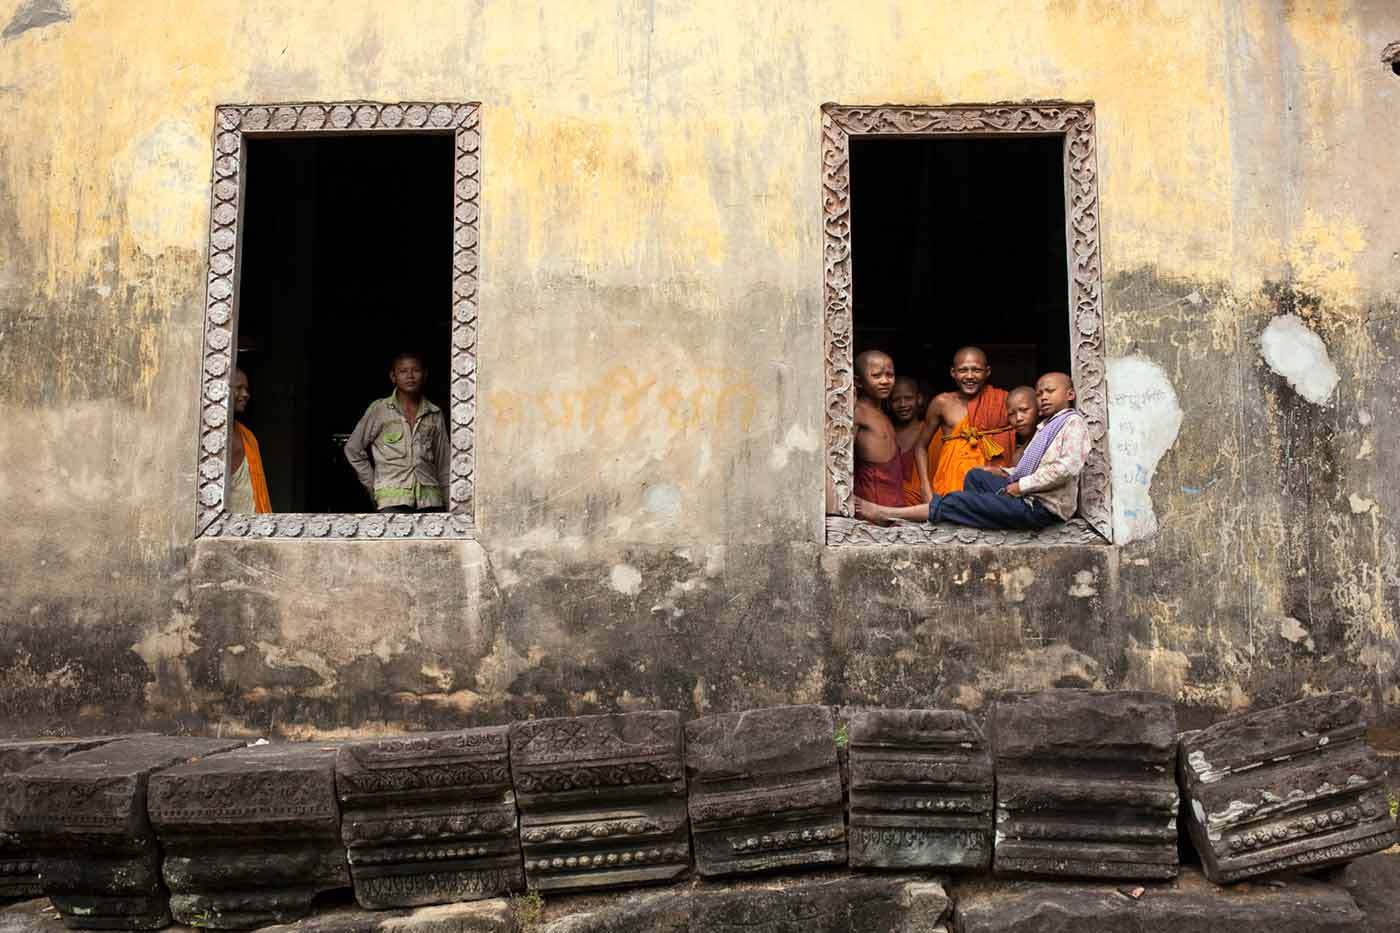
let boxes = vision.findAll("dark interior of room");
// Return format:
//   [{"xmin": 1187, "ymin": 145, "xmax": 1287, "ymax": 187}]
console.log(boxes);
[
  {"xmin": 234, "ymin": 134, "xmax": 454, "ymax": 513},
  {"xmin": 850, "ymin": 135, "xmax": 1071, "ymax": 400}
]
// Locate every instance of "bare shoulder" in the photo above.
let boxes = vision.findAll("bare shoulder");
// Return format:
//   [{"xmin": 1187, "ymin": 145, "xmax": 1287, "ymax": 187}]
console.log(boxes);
[{"xmin": 928, "ymin": 391, "xmax": 960, "ymax": 415}]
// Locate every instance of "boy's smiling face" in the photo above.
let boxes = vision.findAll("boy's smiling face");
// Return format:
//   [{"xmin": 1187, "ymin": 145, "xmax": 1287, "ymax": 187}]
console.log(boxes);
[
  {"xmin": 889, "ymin": 378, "xmax": 920, "ymax": 424},
  {"xmin": 231, "ymin": 368, "xmax": 251, "ymax": 415}
]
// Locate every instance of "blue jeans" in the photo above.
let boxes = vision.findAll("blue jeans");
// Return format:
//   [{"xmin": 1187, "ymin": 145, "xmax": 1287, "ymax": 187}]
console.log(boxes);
[{"xmin": 927, "ymin": 469, "xmax": 1059, "ymax": 530}]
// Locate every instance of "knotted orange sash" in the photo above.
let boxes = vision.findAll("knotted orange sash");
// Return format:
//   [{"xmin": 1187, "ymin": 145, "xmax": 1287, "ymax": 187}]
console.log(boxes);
[{"xmin": 941, "ymin": 422, "xmax": 1009, "ymax": 460}]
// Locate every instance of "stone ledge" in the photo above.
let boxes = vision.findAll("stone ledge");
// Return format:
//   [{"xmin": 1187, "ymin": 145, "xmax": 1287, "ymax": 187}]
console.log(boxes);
[
  {"xmin": 7, "ymin": 860, "xmax": 1400, "ymax": 932},
  {"xmin": 825, "ymin": 516, "xmax": 1106, "ymax": 548},
  {"xmin": 0, "ymin": 897, "xmax": 516, "ymax": 933},
  {"xmin": 952, "ymin": 864, "xmax": 1366, "ymax": 932},
  {"xmin": 537, "ymin": 872, "xmax": 950, "ymax": 932}
]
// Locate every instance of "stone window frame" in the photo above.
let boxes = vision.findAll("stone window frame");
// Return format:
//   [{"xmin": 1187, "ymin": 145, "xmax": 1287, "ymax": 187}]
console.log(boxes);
[
  {"xmin": 821, "ymin": 101, "xmax": 1112, "ymax": 548},
  {"xmin": 195, "ymin": 101, "xmax": 481, "ymax": 541}
]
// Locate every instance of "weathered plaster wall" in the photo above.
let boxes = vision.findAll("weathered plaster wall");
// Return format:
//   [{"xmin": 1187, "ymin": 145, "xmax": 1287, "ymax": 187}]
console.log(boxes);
[{"xmin": 1, "ymin": 0, "xmax": 1397, "ymax": 736}]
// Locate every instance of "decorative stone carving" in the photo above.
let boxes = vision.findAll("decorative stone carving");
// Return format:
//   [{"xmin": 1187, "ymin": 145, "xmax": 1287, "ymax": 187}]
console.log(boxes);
[
  {"xmin": 991, "ymin": 689, "xmax": 1178, "ymax": 879},
  {"xmin": 1178, "ymin": 693, "xmax": 1398, "ymax": 883},
  {"xmin": 509, "ymin": 712, "xmax": 690, "ymax": 892},
  {"xmin": 0, "ymin": 736, "xmax": 136, "ymax": 900},
  {"xmin": 685, "ymin": 705, "xmax": 846, "ymax": 877},
  {"xmin": 337, "ymin": 727, "xmax": 523, "ymax": 908},
  {"xmin": 147, "ymin": 743, "xmax": 348, "ymax": 928},
  {"xmin": 821, "ymin": 103, "xmax": 1111, "ymax": 543},
  {"xmin": 197, "ymin": 101, "xmax": 480, "ymax": 539},
  {"xmin": 0, "ymin": 736, "xmax": 243, "ymax": 930},
  {"xmin": 847, "ymin": 709, "xmax": 993, "ymax": 870},
  {"xmin": 825, "ymin": 516, "xmax": 1106, "ymax": 548}
]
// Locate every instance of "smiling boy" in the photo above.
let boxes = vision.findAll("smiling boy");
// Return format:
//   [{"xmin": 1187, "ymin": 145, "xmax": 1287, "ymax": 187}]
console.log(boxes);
[
  {"xmin": 858, "ymin": 372, "xmax": 1090, "ymax": 530},
  {"xmin": 344, "ymin": 351, "xmax": 451, "ymax": 512},
  {"xmin": 890, "ymin": 376, "xmax": 931, "ymax": 505}
]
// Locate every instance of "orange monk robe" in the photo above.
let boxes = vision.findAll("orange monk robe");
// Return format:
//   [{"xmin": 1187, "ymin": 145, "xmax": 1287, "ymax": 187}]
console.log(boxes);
[
  {"xmin": 899, "ymin": 445, "xmax": 927, "ymax": 506},
  {"xmin": 234, "ymin": 421, "xmax": 272, "ymax": 513},
  {"xmin": 928, "ymin": 386, "xmax": 1017, "ymax": 496}
]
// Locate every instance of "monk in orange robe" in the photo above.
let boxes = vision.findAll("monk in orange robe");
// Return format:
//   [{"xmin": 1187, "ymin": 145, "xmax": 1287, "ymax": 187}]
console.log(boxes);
[
  {"xmin": 914, "ymin": 347, "xmax": 1017, "ymax": 498},
  {"xmin": 227, "ymin": 368, "xmax": 271, "ymax": 513}
]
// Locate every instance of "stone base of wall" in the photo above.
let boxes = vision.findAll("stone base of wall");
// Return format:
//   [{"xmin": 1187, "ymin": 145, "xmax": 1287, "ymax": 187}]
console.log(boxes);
[{"xmin": 5, "ymin": 855, "xmax": 1399, "ymax": 932}]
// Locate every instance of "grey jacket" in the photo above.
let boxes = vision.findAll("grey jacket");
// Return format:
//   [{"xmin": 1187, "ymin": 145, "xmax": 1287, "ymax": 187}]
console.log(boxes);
[{"xmin": 344, "ymin": 393, "xmax": 451, "ymax": 510}]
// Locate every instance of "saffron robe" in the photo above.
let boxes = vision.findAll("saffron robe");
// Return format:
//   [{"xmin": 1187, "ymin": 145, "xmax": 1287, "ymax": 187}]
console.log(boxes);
[
  {"xmin": 233, "ymin": 421, "xmax": 272, "ymax": 513},
  {"xmin": 928, "ymin": 386, "xmax": 1016, "ymax": 496},
  {"xmin": 854, "ymin": 450, "xmax": 906, "ymax": 507},
  {"xmin": 900, "ymin": 445, "xmax": 927, "ymax": 506}
]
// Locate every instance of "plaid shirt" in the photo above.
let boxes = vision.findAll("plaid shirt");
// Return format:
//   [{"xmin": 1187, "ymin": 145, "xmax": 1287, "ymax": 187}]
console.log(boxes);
[
  {"xmin": 344, "ymin": 393, "xmax": 450, "ymax": 510},
  {"xmin": 1016, "ymin": 412, "xmax": 1092, "ymax": 520}
]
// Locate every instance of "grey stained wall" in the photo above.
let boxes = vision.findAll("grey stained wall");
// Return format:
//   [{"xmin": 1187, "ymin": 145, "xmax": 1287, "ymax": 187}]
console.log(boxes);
[{"xmin": 0, "ymin": 1, "xmax": 1397, "ymax": 737}]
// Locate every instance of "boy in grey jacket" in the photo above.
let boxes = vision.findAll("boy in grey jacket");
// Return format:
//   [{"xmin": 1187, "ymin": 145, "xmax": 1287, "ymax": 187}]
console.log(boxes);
[{"xmin": 344, "ymin": 351, "xmax": 451, "ymax": 512}]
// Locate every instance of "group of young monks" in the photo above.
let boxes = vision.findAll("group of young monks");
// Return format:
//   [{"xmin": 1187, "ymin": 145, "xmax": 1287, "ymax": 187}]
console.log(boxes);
[{"xmin": 849, "ymin": 346, "xmax": 1092, "ymax": 531}]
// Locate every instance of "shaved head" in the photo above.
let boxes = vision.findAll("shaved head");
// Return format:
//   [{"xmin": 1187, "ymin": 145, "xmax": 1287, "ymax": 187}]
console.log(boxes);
[
  {"xmin": 1034, "ymin": 371, "xmax": 1076, "ymax": 417},
  {"xmin": 894, "ymin": 375, "xmax": 919, "ymax": 393},
  {"xmin": 855, "ymin": 349, "xmax": 894, "ymax": 380},
  {"xmin": 952, "ymin": 346, "xmax": 988, "ymax": 367},
  {"xmin": 1007, "ymin": 385, "xmax": 1036, "ymax": 405}
]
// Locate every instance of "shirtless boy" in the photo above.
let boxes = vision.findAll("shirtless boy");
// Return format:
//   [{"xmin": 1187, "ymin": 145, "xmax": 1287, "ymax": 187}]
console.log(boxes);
[
  {"xmin": 852, "ymin": 350, "xmax": 904, "ymax": 507},
  {"xmin": 889, "ymin": 376, "xmax": 930, "ymax": 504},
  {"xmin": 914, "ymin": 347, "xmax": 1015, "ymax": 499},
  {"xmin": 858, "ymin": 372, "xmax": 1090, "ymax": 531}
]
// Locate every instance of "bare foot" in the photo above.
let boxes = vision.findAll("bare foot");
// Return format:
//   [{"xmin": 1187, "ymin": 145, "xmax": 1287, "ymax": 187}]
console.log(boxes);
[{"xmin": 854, "ymin": 496, "xmax": 892, "ymax": 526}]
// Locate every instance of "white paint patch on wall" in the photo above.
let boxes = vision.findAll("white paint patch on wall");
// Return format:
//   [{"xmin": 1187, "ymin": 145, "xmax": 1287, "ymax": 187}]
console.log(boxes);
[
  {"xmin": 1108, "ymin": 356, "xmax": 1184, "ymax": 545},
  {"xmin": 769, "ymin": 423, "xmax": 819, "ymax": 471},
  {"xmin": 609, "ymin": 563, "xmax": 643, "ymax": 596},
  {"xmin": 1258, "ymin": 314, "xmax": 1340, "ymax": 406},
  {"xmin": 643, "ymin": 484, "xmax": 681, "ymax": 520}
]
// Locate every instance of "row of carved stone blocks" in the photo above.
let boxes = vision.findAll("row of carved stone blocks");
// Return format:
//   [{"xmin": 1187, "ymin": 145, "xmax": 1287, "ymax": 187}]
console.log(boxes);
[{"xmin": 0, "ymin": 691, "xmax": 1395, "ymax": 930}]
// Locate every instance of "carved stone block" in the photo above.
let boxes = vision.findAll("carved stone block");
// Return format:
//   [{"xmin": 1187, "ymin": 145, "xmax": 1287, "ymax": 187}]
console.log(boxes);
[
  {"xmin": 337, "ymin": 728, "xmax": 523, "ymax": 908},
  {"xmin": 991, "ymin": 689, "xmax": 1179, "ymax": 880},
  {"xmin": 1178, "ymin": 693, "xmax": 1398, "ymax": 883},
  {"xmin": 148, "ymin": 743, "xmax": 348, "ymax": 928},
  {"xmin": 685, "ymin": 705, "xmax": 846, "ymax": 877},
  {"xmin": 847, "ymin": 709, "xmax": 993, "ymax": 870},
  {"xmin": 0, "ymin": 736, "xmax": 135, "ymax": 900},
  {"xmin": 0, "ymin": 735, "xmax": 243, "ymax": 929},
  {"xmin": 509, "ymin": 711, "xmax": 690, "ymax": 892}
]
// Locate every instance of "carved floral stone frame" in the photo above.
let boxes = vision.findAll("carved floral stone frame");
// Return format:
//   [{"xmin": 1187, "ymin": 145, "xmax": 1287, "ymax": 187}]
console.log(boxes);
[
  {"xmin": 195, "ymin": 101, "xmax": 480, "ymax": 540},
  {"xmin": 821, "ymin": 102, "xmax": 1112, "ymax": 547}
]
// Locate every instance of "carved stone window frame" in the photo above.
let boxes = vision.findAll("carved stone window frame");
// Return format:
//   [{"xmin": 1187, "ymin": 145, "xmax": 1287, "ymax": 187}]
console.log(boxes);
[
  {"xmin": 195, "ymin": 101, "xmax": 480, "ymax": 541},
  {"xmin": 821, "ymin": 101, "xmax": 1112, "ymax": 548}
]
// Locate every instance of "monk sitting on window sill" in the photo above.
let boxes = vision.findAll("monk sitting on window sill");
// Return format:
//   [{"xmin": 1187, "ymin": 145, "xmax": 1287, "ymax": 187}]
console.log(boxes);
[{"xmin": 857, "ymin": 372, "xmax": 1089, "ymax": 532}]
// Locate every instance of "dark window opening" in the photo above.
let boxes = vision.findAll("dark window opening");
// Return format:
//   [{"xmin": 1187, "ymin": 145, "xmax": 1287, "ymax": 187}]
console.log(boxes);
[
  {"xmin": 235, "ymin": 134, "xmax": 454, "ymax": 514},
  {"xmin": 850, "ymin": 135, "xmax": 1070, "ymax": 397}
]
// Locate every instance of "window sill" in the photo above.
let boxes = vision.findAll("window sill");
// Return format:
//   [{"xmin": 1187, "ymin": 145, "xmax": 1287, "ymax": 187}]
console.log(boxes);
[
  {"xmin": 199, "ymin": 511, "xmax": 477, "ymax": 540},
  {"xmin": 825, "ymin": 515, "xmax": 1107, "ymax": 548}
]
